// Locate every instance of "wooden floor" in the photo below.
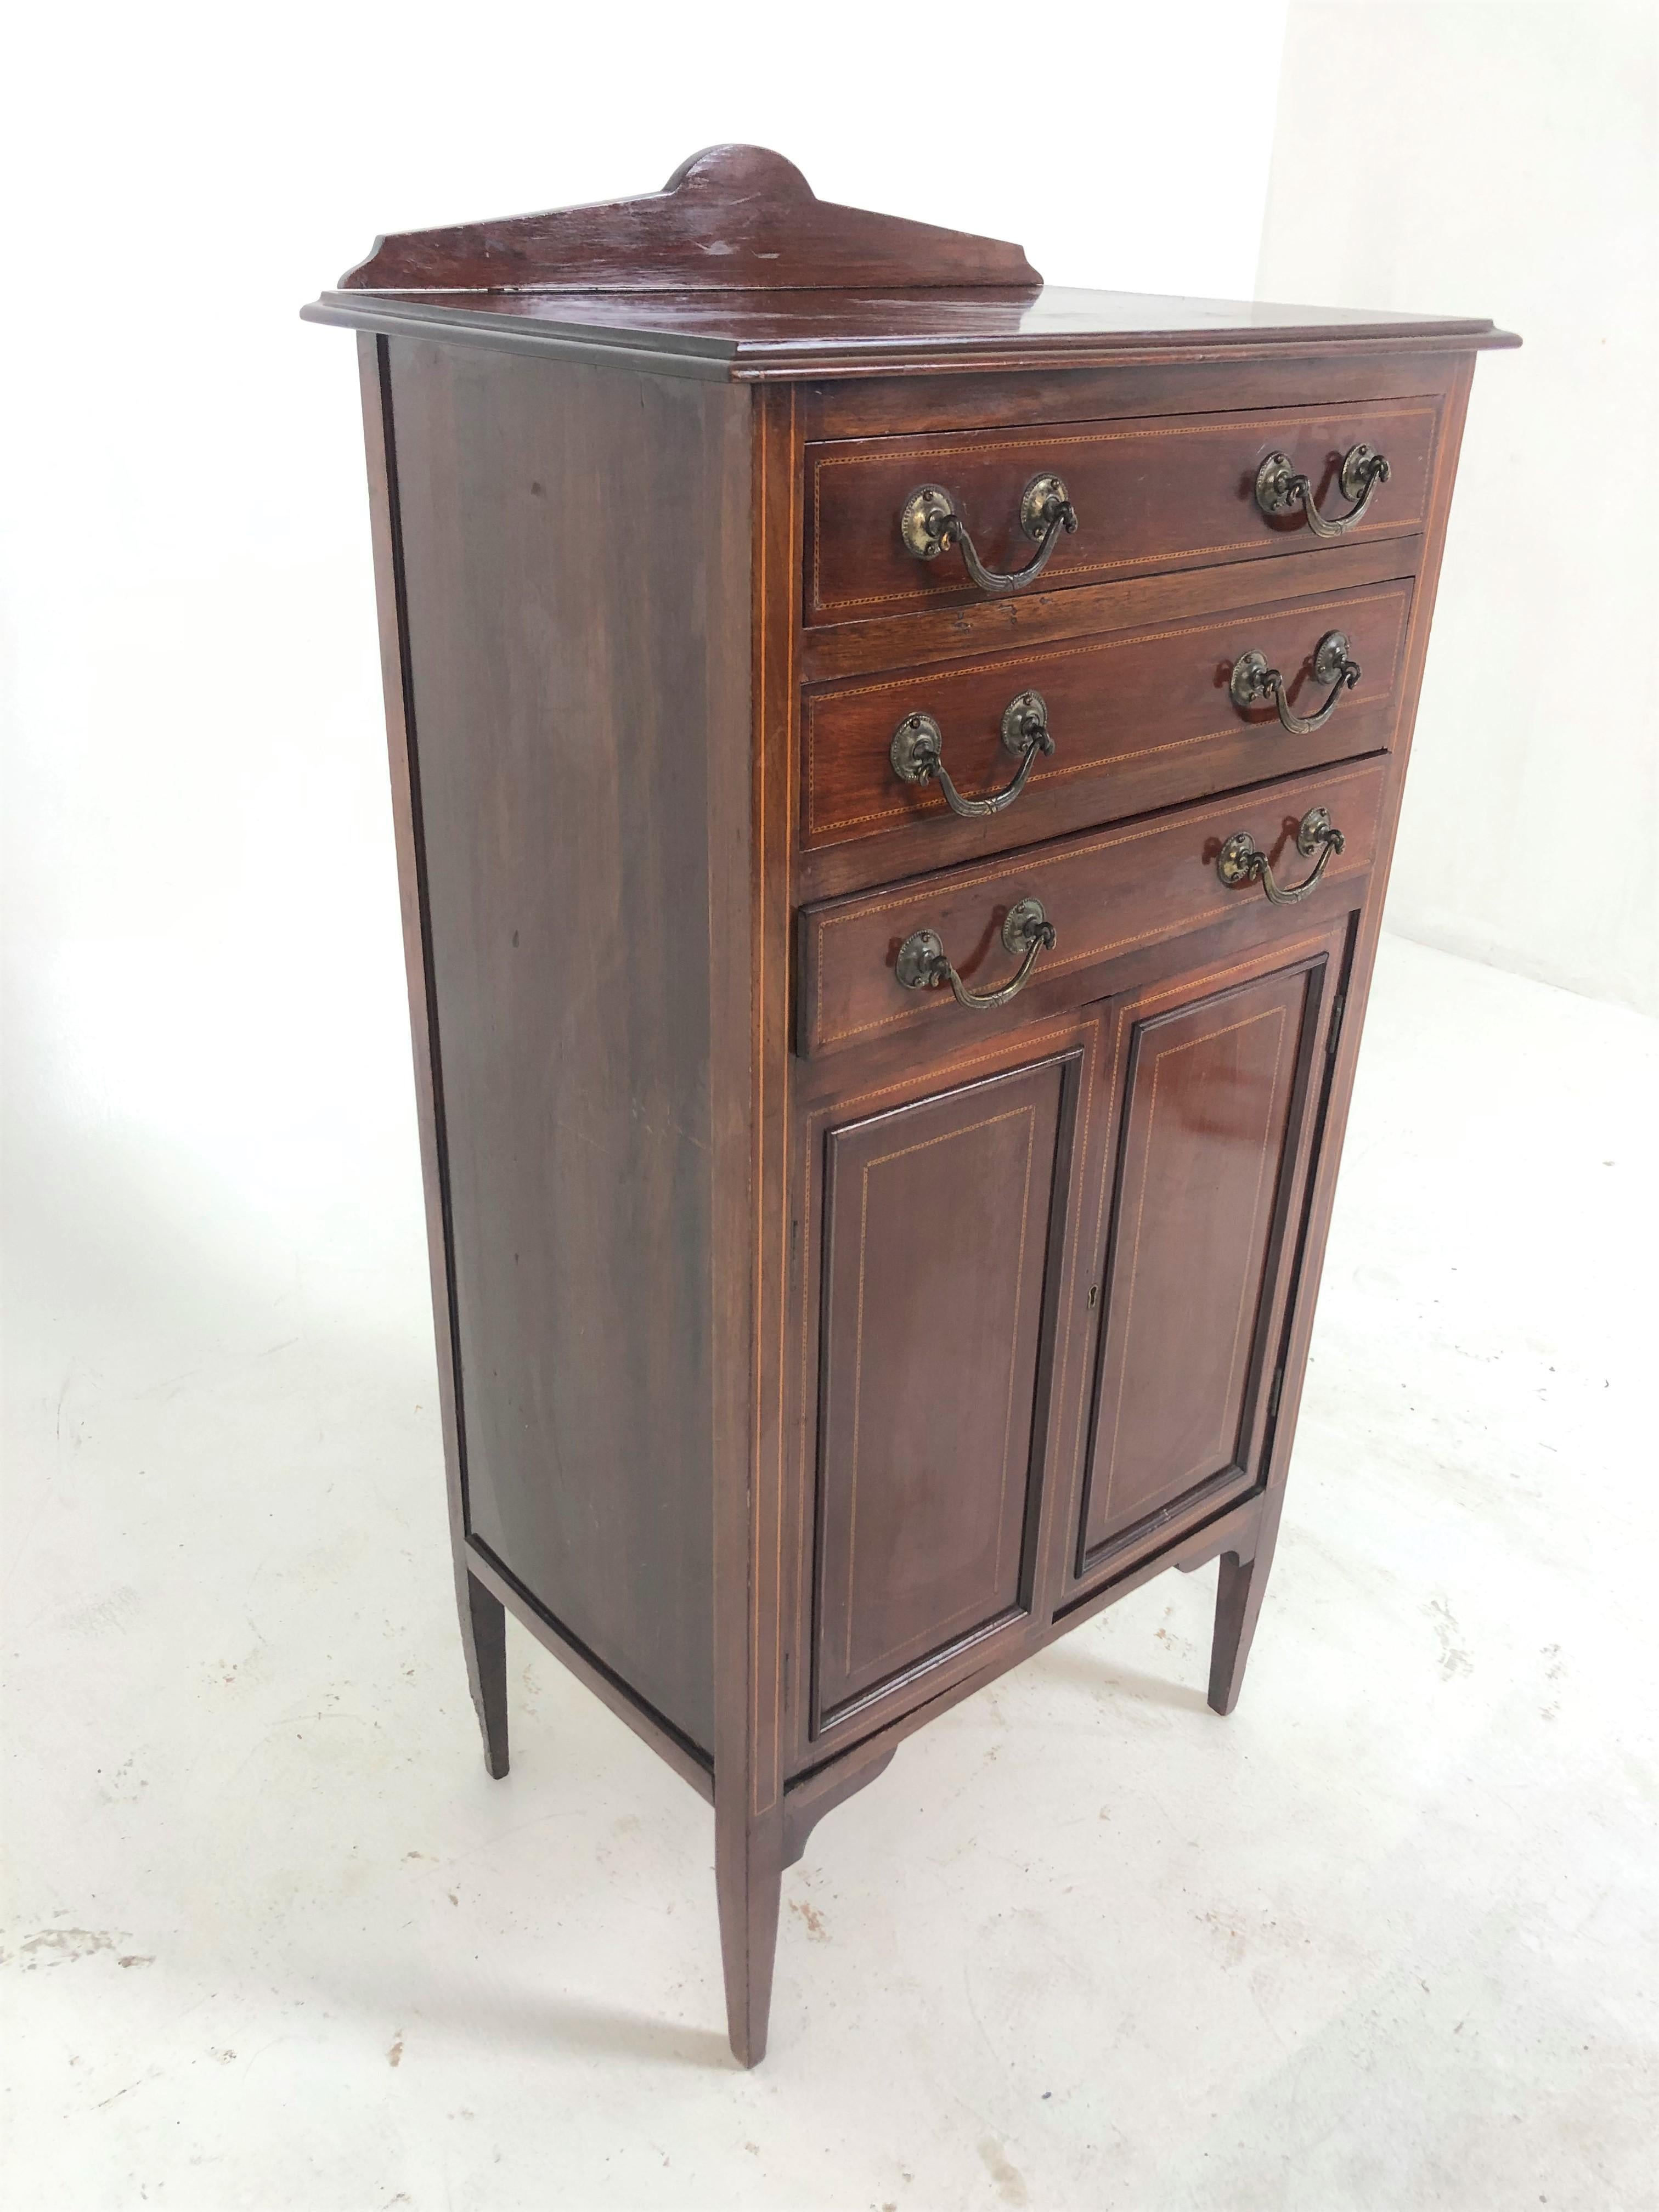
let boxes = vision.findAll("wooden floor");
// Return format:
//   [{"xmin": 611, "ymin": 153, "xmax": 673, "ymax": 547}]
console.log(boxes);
[{"xmin": 4, "ymin": 937, "xmax": 1654, "ymax": 2212}]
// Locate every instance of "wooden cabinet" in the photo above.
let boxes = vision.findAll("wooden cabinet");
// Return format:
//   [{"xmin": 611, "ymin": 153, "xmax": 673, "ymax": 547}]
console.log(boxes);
[{"xmin": 306, "ymin": 145, "xmax": 1516, "ymax": 2066}]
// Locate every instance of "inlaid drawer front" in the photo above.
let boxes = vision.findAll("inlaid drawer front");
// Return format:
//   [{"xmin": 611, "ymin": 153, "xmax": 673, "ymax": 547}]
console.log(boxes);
[
  {"xmin": 802, "ymin": 579, "xmax": 1412, "ymax": 856},
  {"xmin": 805, "ymin": 399, "xmax": 1438, "ymax": 625},
  {"xmin": 797, "ymin": 756, "xmax": 1386, "ymax": 1058}
]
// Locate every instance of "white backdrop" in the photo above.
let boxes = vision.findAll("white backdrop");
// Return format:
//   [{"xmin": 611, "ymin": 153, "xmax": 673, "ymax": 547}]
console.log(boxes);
[
  {"xmin": 1261, "ymin": 0, "xmax": 1658, "ymax": 1015},
  {"xmin": 1, "ymin": 0, "xmax": 1291, "ymax": 1335}
]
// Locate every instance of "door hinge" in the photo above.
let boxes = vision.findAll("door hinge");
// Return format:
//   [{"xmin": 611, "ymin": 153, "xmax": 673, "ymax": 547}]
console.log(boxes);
[
  {"xmin": 1268, "ymin": 1366, "xmax": 1285, "ymax": 1419},
  {"xmin": 1326, "ymin": 990, "xmax": 1347, "ymax": 1057}
]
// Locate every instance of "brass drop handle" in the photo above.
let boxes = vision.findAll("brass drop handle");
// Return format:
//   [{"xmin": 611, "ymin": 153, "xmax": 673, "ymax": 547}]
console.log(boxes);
[
  {"xmin": 900, "ymin": 474, "xmax": 1078, "ymax": 594},
  {"xmin": 896, "ymin": 898, "xmax": 1057, "ymax": 1010},
  {"xmin": 1230, "ymin": 630, "xmax": 1361, "ymax": 735},
  {"xmin": 1255, "ymin": 442, "xmax": 1390, "ymax": 539},
  {"xmin": 1217, "ymin": 806, "xmax": 1346, "ymax": 906},
  {"xmin": 890, "ymin": 690, "xmax": 1055, "ymax": 818}
]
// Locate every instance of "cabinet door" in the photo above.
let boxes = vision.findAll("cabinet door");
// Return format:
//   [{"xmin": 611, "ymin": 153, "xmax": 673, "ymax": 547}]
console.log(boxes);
[
  {"xmin": 812, "ymin": 1055, "xmax": 1072, "ymax": 1734},
  {"xmin": 1074, "ymin": 938, "xmax": 1340, "ymax": 1577}
]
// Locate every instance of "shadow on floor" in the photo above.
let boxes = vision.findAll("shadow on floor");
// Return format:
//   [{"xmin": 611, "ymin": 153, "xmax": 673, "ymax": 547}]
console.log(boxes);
[
  {"xmin": 302, "ymin": 1946, "xmax": 737, "ymax": 2072},
  {"xmin": 1032, "ymin": 1643, "xmax": 1212, "ymax": 1716},
  {"xmin": 483, "ymin": 1993, "xmax": 732, "ymax": 2070}
]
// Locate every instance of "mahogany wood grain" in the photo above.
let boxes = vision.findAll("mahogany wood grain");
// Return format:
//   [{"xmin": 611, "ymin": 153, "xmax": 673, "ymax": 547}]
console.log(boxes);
[
  {"xmin": 797, "ymin": 533, "xmax": 1419, "ymax": 698},
  {"xmin": 713, "ymin": 381, "xmax": 797, "ymax": 2069},
  {"xmin": 340, "ymin": 144, "xmax": 1041, "ymax": 295},
  {"xmin": 1209, "ymin": 1551, "xmax": 1272, "ymax": 1717},
  {"xmin": 1018, "ymin": 917, "xmax": 1345, "ymax": 1612},
  {"xmin": 802, "ymin": 577, "xmax": 1411, "ymax": 869},
  {"xmin": 315, "ymin": 153, "xmax": 1512, "ymax": 2069},
  {"xmin": 806, "ymin": 398, "xmax": 1440, "ymax": 625},
  {"xmin": 308, "ymin": 157, "xmax": 1515, "ymax": 384},
  {"xmin": 771, "ymin": 911, "xmax": 1352, "ymax": 1783},
  {"xmin": 781, "ymin": 1012, "xmax": 1092, "ymax": 1776},
  {"xmin": 798, "ymin": 756, "xmax": 1386, "ymax": 1061},
  {"xmin": 802, "ymin": 349, "xmax": 1495, "ymax": 441},
  {"xmin": 812, "ymin": 1057, "xmax": 1070, "ymax": 1732},
  {"xmin": 343, "ymin": 287, "xmax": 1505, "ymax": 356},
  {"xmin": 310, "ymin": 285, "xmax": 1513, "ymax": 391},
  {"xmin": 307, "ymin": 290, "xmax": 1517, "ymax": 386},
  {"xmin": 464, "ymin": 1572, "xmax": 510, "ymax": 1779},
  {"xmin": 355, "ymin": 333, "xmax": 512, "ymax": 1786},
  {"xmin": 385, "ymin": 333, "xmax": 751, "ymax": 1757},
  {"xmin": 462, "ymin": 1541, "xmax": 715, "ymax": 1802},
  {"xmin": 789, "ymin": 898, "xmax": 1351, "ymax": 1124},
  {"xmin": 786, "ymin": 1475, "xmax": 1268, "ymax": 1806},
  {"xmin": 1076, "ymin": 950, "xmax": 1334, "ymax": 1567}
]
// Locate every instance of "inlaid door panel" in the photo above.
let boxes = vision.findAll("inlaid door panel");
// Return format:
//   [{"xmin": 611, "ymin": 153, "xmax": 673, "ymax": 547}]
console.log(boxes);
[
  {"xmin": 1074, "ymin": 937, "xmax": 1341, "ymax": 1577},
  {"xmin": 813, "ymin": 1055, "xmax": 1071, "ymax": 1733}
]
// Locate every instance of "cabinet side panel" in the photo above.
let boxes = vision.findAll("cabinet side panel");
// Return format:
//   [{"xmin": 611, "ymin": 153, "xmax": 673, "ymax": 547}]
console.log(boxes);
[{"xmin": 385, "ymin": 336, "xmax": 752, "ymax": 1754}]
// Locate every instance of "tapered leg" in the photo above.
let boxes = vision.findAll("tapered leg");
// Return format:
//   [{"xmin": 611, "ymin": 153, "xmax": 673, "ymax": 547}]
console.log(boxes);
[
  {"xmin": 715, "ymin": 1801, "xmax": 783, "ymax": 2068},
  {"xmin": 1208, "ymin": 1547, "xmax": 1273, "ymax": 1717},
  {"xmin": 459, "ymin": 1568, "xmax": 509, "ymax": 1778}
]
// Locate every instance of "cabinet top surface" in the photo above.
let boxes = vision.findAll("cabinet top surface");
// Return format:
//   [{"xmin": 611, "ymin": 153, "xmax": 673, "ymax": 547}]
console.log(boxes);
[{"xmin": 304, "ymin": 145, "xmax": 1516, "ymax": 379}]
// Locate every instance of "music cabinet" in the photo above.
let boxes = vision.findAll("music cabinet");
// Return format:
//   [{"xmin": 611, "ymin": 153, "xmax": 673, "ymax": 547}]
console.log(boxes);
[{"xmin": 304, "ymin": 148, "xmax": 1515, "ymax": 2064}]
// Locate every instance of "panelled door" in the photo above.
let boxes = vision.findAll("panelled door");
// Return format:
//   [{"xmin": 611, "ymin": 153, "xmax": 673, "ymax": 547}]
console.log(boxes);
[
  {"xmin": 1068, "ymin": 925, "xmax": 1350, "ymax": 1587},
  {"xmin": 810, "ymin": 1052, "xmax": 1077, "ymax": 1737}
]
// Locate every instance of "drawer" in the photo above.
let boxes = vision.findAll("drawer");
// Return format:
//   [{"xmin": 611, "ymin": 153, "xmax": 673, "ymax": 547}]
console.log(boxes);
[
  {"xmin": 802, "ymin": 578, "xmax": 1412, "ymax": 865},
  {"xmin": 797, "ymin": 755, "xmax": 1386, "ymax": 1059},
  {"xmin": 805, "ymin": 397, "xmax": 1439, "ymax": 625}
]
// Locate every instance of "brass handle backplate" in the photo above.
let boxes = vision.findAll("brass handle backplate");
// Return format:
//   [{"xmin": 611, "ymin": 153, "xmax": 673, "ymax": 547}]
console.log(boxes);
[
  {"xmin": 889, "ymin": 690, "xmax": 1055, "ymax": 817},
  {"xmin": 900, "ymin": 474, "xmax": 1078, "ymax": 594},
  {"xmin": 1230, "ymin": 630, "xmax": 1362, "ymax": 735},
  {"xmin": 895, "ymin": 897, "xmax": 1057, "ymax": 1009},
  {"xmin": 1217, "ymin": 805, "xmax": 1347, "ymax": 905},
  {"xmin": 1254, "ymin": 441, "xmax": 1390, "ymax": 539}
]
